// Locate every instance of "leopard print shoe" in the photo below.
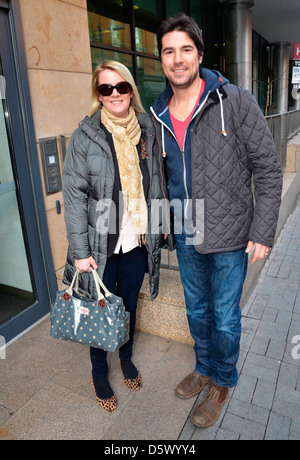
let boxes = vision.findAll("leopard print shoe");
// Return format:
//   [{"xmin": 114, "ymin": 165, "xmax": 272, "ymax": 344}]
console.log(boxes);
[
  {"xmin": 124, "ymin": 372, "xmax": 142, "ymax": 391},
  {"xmin": 90, "ymin": 376, "xmax": 118, "ymax": 412}
]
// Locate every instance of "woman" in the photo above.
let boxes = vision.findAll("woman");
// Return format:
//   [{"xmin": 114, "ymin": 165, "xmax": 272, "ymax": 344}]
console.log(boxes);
[{"xmin": 62, "ymin": 60, "xmax": 163, "ymax": 412}]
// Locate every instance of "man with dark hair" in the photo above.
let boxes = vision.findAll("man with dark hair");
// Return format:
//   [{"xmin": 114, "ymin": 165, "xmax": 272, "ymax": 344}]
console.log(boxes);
[
  {"xmin": 157, "ymin": 13, "xmax": 205, "ymax": 58},
  {"xmin": 151, "ymin": 14, "xmax": 282, "ymax": 428}
]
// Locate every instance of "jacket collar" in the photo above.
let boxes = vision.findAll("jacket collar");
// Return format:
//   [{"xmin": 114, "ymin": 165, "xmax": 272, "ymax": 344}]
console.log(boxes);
[
  {"xmin": 78, "ymin": 109, "xmax": 111, "ymax": 154},
  {"xmin": 78, "ymin": 109, "xmax": 155, "ymax": 157}
]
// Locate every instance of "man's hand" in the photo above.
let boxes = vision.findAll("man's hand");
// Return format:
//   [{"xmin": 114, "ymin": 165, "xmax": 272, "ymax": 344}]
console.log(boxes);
[
  {"xmin": 75, "ymin": 256, "xmax": 98, "ymax": 273},
  {"xmin": 245, "ymin": 241, "xmax": 270, "ymax": 264}
]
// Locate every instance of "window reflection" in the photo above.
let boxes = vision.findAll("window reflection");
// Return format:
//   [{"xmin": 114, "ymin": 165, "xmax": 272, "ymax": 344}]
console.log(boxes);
[
  {"xmin": 134, "ymin": 0, "xmax": 162, "ymax": 56},
  {"xmin": 88, "ymin": 0, "xmax": 167, "ymax": 113},
  {"xmin": 135, "ymin": 28, "xmax": 158, "ymax": 56},
  {"xmin": 137, "ymin": 57, "xmax": 166, "ymax": 112},
  {"xmin": 91, "ymin": 48, "xmax": 133, "ymax": 74},
  {"xmin": 0, "ymin": 81, "xmax": 34, "ymax": 325},
  {"xmin": 88, "ymin": 0, "xmax": 131, "ymax": 50}
]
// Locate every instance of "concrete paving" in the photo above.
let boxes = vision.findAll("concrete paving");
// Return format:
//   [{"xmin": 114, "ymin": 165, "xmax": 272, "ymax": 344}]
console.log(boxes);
[
  {"xmin": 180, "ymin": 195, "xmax": 300, "ymax": 440},
  {"xmin": 1, "ymin": 197, "xmax": 300, "ymax": 441}
]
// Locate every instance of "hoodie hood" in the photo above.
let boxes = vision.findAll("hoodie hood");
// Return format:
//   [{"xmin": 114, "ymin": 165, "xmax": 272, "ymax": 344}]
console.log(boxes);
[{"xmin": 151, "ymin": 67, "xmax": 229, "ymax": 116}]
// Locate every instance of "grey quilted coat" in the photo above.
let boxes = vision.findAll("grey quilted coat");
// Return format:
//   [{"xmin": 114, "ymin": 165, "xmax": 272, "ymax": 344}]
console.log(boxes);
[
  {"xmin": 151, "ymin": 68, "xmax": 283, "ymax": 254},
  {"xmin": 62, "ymin": 109, "xmax": 164, "ymax": 300}
]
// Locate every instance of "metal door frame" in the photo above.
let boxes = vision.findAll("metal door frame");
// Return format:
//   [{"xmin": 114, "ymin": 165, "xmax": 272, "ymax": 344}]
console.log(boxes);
[{"xmin": 0, "ymin": 0, "xmax": 57, "ymax": 344}]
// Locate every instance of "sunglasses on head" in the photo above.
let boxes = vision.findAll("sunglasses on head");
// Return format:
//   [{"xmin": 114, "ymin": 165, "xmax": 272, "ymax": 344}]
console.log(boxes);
[{"xmin": 97, "ymin": 81, "xmax": 132, "ymax": 97}]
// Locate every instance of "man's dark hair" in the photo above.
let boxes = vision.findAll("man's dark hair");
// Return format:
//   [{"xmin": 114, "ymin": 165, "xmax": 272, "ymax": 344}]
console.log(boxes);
[{"xmin": 157, "ymin": 13, "xmax": 204, "ymax": 58}]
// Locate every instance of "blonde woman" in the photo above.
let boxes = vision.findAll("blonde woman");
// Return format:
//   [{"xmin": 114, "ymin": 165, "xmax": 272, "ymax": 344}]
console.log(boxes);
[{"xmin": 62, "ymin": 61, "xmax": 163, "ymax": 412}]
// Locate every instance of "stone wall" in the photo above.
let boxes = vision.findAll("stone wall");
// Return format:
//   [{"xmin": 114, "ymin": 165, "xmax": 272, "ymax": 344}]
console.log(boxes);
[{"xmin": 19, "ymin": 0, "xmax": 92, "ymax": 271}]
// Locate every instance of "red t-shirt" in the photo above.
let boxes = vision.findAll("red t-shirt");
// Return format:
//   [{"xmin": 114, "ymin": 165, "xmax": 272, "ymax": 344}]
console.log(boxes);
[{"xmin": 169, "ymin": 80, "xmax": 205, "ymax": 151}]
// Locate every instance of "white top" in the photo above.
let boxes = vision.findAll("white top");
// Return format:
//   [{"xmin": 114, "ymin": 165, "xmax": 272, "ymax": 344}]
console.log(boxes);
[{"xmin": 114, "ymin": 193, "xmax": 139, "ymax": 254}]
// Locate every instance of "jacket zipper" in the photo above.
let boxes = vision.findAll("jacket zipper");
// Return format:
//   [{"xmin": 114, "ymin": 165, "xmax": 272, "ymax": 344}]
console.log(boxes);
[
  {"xmin": 151, "ymin": 92, "xmax": 210, "ymax": 220},
  {"xmin": 152, "ymin": 119, "xmax": 172, "ymax": 235},
  {"xmin": 151, "ymin": 107, "xmax": 190, "ymax": 219},
  {"xmin": 188, "ymin": 91, "xmax": 211, "ymax": 224},
  {"xmin": 180, "ymin": 135, "xmax": 189, "ymax": 220},
  {"xmin": 152, "ymin": 118, "xmax": 168, "ymax": 202}
]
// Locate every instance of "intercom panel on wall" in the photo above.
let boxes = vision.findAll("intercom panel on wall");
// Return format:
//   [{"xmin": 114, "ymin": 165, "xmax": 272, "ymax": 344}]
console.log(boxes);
[{"xmin": 39, "ymin": 137, "xmax": 62, "ymax": 195}]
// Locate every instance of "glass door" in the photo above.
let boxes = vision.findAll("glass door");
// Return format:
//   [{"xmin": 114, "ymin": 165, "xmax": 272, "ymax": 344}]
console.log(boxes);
[
  {"xmin": 0, "ymin": 65, "xmax": 35, "ymax": 326},
  {"xmin": 0, "ymin": 4, "xmax": 56, "ymax": 343}
]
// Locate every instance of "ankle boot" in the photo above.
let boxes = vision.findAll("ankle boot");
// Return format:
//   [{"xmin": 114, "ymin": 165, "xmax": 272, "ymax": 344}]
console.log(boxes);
[
  {"xmin": 175, "ymin": 371, "xmax": 211, "ymax": 399},
  {"xmin": 190, "ymin": 381, "xmax": 229, "ymax": 428}
]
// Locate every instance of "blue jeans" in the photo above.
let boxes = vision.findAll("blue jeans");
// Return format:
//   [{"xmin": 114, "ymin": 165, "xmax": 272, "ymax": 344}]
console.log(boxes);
[
  {"xmin": 90, "ymin": 246, "xmax": 148, "ymax": 378},
  {"xmin": 175, "ymin": 232, "xmax": 248, "ymax": 388}
]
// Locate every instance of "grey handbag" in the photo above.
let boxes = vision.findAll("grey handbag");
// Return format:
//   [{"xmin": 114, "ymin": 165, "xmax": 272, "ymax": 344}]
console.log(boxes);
[{"xmin": 50, "ymin": 269, "xmax": 130, "ymax": 351}]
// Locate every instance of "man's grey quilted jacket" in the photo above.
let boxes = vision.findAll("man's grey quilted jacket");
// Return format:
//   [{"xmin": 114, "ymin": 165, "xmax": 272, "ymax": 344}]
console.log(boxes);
[
  {"xmin": 62, "ymin": 109, "xmax": 164, "ymax": 301},
  {"xmin": 151, "ymin": 69, "xmax": 283, "ymax": 253}
]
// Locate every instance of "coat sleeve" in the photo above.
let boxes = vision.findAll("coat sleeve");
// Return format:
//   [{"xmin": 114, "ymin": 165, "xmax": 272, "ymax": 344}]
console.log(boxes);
[
  {"xmin": 62, "ymin": 129, "xmax": 91, "ymax": 260},
  {"xmin": 239, "ymin": 89, "xmax": 283, "ymax": 247}
]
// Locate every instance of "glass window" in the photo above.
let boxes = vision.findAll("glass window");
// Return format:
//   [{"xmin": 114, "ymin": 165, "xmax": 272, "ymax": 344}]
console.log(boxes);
[
  {"xmin": 190, "ymin": 0, "xmax": 204, "ymax": 27},
  {"xmin": 88, "ymin": 0, "xmax": 132, "ymax": 50},
  {"xmin": 134, "ymin": 1, "xmax": 163, "ymax": 56},
  {"xmin": 252, "ymin": 31, "xmax": 269, "ymax": 114},
  {"xmin": 91, "ymin": 47, "xmax": 133, "ymax": 74},
  {"xmin": 206, "ymin": 2, "xmax": 224, "ymax": 70},
  {"xmin": 191, "ymin": 0, "xmax": 224, "ymax": 72},
  {"xmin": 166, "ymin": 0, "xmax": 185, "ymax": 17},
  {"xmin": 87, "ymin": 1, "xmax": 225, "ymax": 113},
  {"xmin": 135, "ymin": 27, "xmax": 159, "ymax": 57},
  {"xmin": 0, "ymin": 64, "xmax": 35, "ymax": 325},
  {"xmin": 137, "ymin": 56, "xmax": 166, "ymax": 112}
]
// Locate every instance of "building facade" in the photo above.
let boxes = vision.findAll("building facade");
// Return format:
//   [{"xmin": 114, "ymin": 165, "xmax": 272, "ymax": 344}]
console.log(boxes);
[{"xmin": 0, "ymin": 0, "xmax": 299, "ymax": 342}]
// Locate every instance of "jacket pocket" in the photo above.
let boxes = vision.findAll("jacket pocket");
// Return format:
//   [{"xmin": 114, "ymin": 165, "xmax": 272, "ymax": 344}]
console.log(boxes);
[{"xmin": 221, "ymin": 182, "xmax": 250, "ymax": 210}]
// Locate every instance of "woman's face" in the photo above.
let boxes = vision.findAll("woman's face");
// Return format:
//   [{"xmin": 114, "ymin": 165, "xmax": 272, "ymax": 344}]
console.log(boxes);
[{"xmin": 98, "ymin": 69, "xmax": 132, "ymax": 118}]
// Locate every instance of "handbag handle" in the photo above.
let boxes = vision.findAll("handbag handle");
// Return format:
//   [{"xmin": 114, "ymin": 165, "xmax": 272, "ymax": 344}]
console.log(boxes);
[
  {"xmin": 65, "ymin": 271, "xmax": 80, "ymax": 296},
  {"xmin": 64, "ymin": 269, "xmax": 112, "ymax": 306},
  {"xmin": 91, "ymin": 269, "xmax": 112, "ymax": 299}
]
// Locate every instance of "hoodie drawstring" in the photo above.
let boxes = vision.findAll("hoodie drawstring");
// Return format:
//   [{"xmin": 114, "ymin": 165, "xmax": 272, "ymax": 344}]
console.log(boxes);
[
  {"xmin": 161, "ymin": 124, "xmax": 167, "ymax": 157},
  {"xmin": 217, "ymin": 88, "xmax": 227, "ymax": 137},
  {"xmin": 160, "ymin": 87, "xmax": 227, "ymax": 157}
]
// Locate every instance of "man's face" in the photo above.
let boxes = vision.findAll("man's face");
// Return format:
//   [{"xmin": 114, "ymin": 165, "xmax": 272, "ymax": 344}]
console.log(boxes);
[{"xmin": 160, "ymin": 30, "xmax": 202, "ymax": 89}]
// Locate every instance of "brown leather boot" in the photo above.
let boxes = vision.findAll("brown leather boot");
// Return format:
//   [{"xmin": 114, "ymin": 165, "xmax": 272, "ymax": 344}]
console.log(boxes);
[
  {"xmin": 190, "ymin": 381, "xmax": 229, "ymax": 428},
  {"xmin": 175, "ymin": 371, "xmax": 211, "ymax": 399}
]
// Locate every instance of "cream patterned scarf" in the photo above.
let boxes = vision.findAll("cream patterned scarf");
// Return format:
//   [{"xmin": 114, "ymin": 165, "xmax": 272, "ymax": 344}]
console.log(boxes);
[{"xmin": 101, "ymin": 106, "xmax": 148, "ymax": 237}]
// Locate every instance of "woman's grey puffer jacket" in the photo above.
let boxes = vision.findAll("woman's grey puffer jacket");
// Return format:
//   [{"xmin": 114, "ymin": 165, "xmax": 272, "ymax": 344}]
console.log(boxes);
[{"xmin": 62, "ymin": 109, "xmax": 164, "ymax": 301}]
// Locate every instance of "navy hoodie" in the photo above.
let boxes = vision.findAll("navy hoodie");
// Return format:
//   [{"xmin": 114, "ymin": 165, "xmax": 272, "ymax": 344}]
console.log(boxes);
[{"xmin": 151, "ymin": 68, "xmax": 229, "ymax": 226}]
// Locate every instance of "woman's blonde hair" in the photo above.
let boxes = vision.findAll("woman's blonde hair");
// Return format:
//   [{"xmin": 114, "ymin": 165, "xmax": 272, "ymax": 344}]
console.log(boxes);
[{"xmin": 91, "ymin": 60, "xmax": 145, "ymax": 116}]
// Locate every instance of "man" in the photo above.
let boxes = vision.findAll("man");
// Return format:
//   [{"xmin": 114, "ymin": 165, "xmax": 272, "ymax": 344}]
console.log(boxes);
[{"xmin": 151, "ymin": 14, "xmax": 282, "ymax": 428}]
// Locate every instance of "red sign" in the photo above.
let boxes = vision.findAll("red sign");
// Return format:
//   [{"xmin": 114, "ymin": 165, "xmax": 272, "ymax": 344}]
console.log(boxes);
[{"xmin": 294, "ymin": 43, "xmax": 300, "ymax": 60}]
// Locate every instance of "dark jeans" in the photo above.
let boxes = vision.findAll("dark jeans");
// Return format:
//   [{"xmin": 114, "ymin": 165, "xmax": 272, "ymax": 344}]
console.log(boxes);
[
  {"xmin": 90, "ymin": 246, "xmax": 148, "ymax": 378},
  {"xmin": 175, "ymin": 232, "xmax": 248, "ymax": 388}
]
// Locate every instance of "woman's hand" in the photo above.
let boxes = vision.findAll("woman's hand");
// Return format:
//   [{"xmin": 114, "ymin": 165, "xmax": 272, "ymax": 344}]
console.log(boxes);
[{"xmin": 75, "ymin": 257, "xmax": 98, "ymax": 273}]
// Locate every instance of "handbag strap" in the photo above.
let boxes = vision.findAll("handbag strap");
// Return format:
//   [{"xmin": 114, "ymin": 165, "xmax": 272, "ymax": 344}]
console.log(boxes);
[
  {"xmin": 91, "ymin": 269, "xmax": 112, "ymax": 298},
  {"xmin": 65, "ymin": 269, "xmax": 112, "ymax": 302},
  {"xmin": 65, "ymin": 271, "xmax": 80, "ymax": 297}
]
